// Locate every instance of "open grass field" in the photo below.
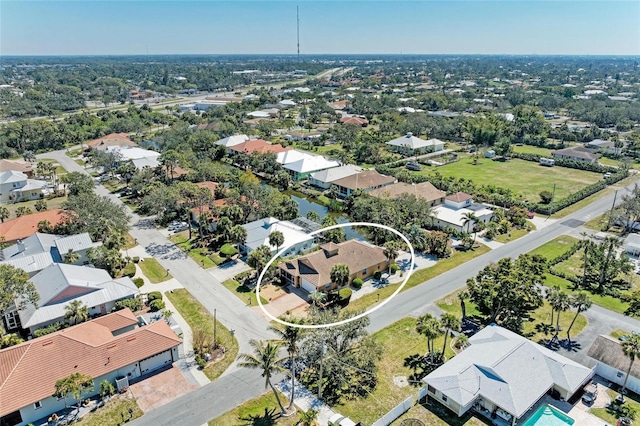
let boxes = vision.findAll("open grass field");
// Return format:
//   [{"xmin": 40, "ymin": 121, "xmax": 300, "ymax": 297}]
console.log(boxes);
[
  {"xmin": 208, "ymin": 391, "xmax": 295, "ymax": 426},
  {"xmin": 416, "ymin": 154, "xmax": 602, "ymax": 202},
  {"xmin": 336, "ymin": 317, "xmax": 458, "ymax": 425},
  {"xmin": 529, "ymin": 235, "xmax": 580, "ymax": 260},
  {"xmin": 138, "ymin": 258, "xmax": 172, "ymax": 283},
  {"xmin": 75, "ymin": 393, "xmax": 142, "ymax": 426},
  {"xmin": 345, "ymin": 245, "xmax": 491, "ymax": 314},
  {"xmin": 165, "ymin": 289, "xmax": 238, "ymax": 381},
  {"xmin": 512, "ymin": 145, "xmax": 556, "ymax": 156}
]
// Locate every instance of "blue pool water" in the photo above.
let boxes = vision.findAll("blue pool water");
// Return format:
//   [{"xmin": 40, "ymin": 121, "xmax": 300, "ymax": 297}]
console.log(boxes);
[{"xmin": 521, "ymin": 405, "xmax": 575, "ymax": 426}]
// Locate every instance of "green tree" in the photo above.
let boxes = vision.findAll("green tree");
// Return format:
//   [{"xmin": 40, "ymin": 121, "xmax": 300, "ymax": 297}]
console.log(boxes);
[
  {"xmin": 321, "ymin": 216, "xmax": 345, "ymax": 244},
  {"xmin": 53, "ymin": 372, "xmax": 94, "ymax": 410},
  {"xmin": 309, "ymin": 291, "xmax": 327, "ymax": 307},
  {"xmin": 60, "ymin": 172, "xmax": 94, "ymax": 196},
  {"xmin": 229, "ymin": 225, "xmax": 248, "ymax": 251},
  {"xmin": 546, "ymin": 286, "xmax": 561, "ymax": 327},
  {"xmin": 64, "ymin": 300, "xmax": 89, "ymax": 325},
  {"xmin": 87, "ymin": 246, "xmax": 123, "ymax": 276},
  {"xmin": 269, "ymin": 230, "xmax": 285, "ymax": 253},
  {"xmin": 0, "ymin": 206, "xmax": 9, "ymax": 223},
  {"xmin": 383, "ymin": 241, "xmax": 400, "ymax": 274},
  {"xmin": 247, "ymin": 245, "xmax": 271, "ymax": 273},
  {"xmin": 269, "ymin": 319, "xmax": 305, "ymax": 410},
  {"xmin": 306, "ymin": 210, "xmax": 321, "ymax": 223},
  {"xmin": 416, "ymin": 313, "xmax": 444, "ymax": 360},
  {"xmin": 0, "ymin": 333, "xmax": 24, "ymax": 349},
  {"xmin": 238, "ymin": 339, "xmax": 288, "ymax": 415},
  {"xmin": 583, "ymin": 236, "xmax": 633, "ymax": 294},
  {"xmin": 15, "ymin": 206, "xmax": 31, "ymax": 217},
  {"xmin": 330, "ymin": 263, "xmax": 350, "ymax": 289},
  {"xmin": 63, "ymin": 248, "xmax": 80, "ymax": 264},
  {"xmin": 298, "ymin": 409, "xmax": 319, "ymax": 426},
  {"xmin": 550, "ymin": 290, "xmax": 571, "ymax": 339},
  {"xmin": 0, "ymin": 265, "xmax": 39, "ymax": 328},
  {"xmin": 61, "ymin": 193, "xmax": 129, "ymax": 244},
  {"xmin": 159, "ymin": 149, "xmax": 181, "ymax": 180},
  {"xmin": 440, "ymin": 313, "xmax": 461, "ymax": 360},
  {"xmin": 461, "ymin": 212, "xmax": 479, "ymax": 244},
  {"xmin": 622, "ymin": 335, "xmax": 640, "ymax": 395},
  {"xmin": 566, "ymin": 292, "xmax": 592, "ymax": 342},
  {"xmin": 34, "ymin": 199, "xmax": 48, "ymax": 212}
]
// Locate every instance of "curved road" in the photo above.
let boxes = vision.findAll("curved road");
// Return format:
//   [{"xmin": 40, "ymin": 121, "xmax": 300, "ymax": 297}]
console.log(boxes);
[{"xmin": 41, "ymin": 149, "xmax": 640, "ymax": 424}]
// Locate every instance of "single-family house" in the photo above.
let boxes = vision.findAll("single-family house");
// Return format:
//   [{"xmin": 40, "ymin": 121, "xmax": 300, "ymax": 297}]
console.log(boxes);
[
  {"xmin": 279, "ymin": 99, "xmax": 297, "ymax": 108},
  {"xmin": 340, "ymin": 116, "xmax": 369, "ymax": 127},
  {"xmin": 86, "ymin": 133, "xmax": 137, "ymax": 152},
  {"xmin": 423, "ymin": 325, "xmax": 594, "ymax": 425},
  {"xmin": 0, "ymin": 209, "xmax": 66, "ymax": 244},
  {"xmin": 105, "ymin": 146, "xmax": 161, "ymax": 170},
  {"xmin": 0, "ymin": 309, "xmax": 180, "ymax": 426},
  {"xmin": 279, "ymin": 240, "xmax": 389, "ymax": 293},
  {"xmin": 283, "ymin": 155, "xmax": 340, "ymax": 182},
  {"xmin": 0, "ymin": 159, "xmax": 34, "ymax": 177},
  {"xmin": 215, "ymin": 134, "xmax": 250, "ymax": 152},
  {"xmin": 588, "ymin": 335, "xmax": 640, "ymax": 395},
  {"xmin": 277, "ymin": 150, "xmax": 311, "ymax": 165},
  {"xmin": 432, "ymin": 192, "xmax": 494, "ymax": 232},
  {"xmin": 284, "ymin": 131, "xmax": 323, "ymax": 142},
  {"xmin": 586, "ymin": 139, "xmax": 626, "ymax": 155},
  {"xmin": 0, "ymin": 232, "xmax": 100, "ymax": 276},
  {"xmin": 229, "ymin": 139, "xmax": 291, "ymax": 156},
  {"xmin": 239, "ymin": 217, "xmax": 315, "ymax": 257},
  {"xmin": 0, "ymin": 171, "xmax": 50, "ymax": 204},
  {"xmin": 369, "ymin": 181, "xmax": 446, "ymax": 206},
  {"xmin": 330, "ymin": 169, "xmax": 396, "ymax": 198},
  {"xmin": 386, "ymin": 133, "xmax": 445, "ymax": 156},
  {"xmin": 308, "ymin": 165, "xmax": 362, "ymax": 189},
  {"xmin": 552, "ymin": 147, "xmax": 598, "ymax": 163},
  {"xmin": 2, "ymin": 263, "xmax": 138, "ymax": 334},
  {"xmin": 624, "ymin": 234, "xmax": 640, "ymax": 256}
]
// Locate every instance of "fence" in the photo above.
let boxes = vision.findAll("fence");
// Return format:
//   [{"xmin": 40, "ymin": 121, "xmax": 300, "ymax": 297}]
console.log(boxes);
[{"xmin": 372, "ymin": 396, "xmax": 414, "ymax": 426}]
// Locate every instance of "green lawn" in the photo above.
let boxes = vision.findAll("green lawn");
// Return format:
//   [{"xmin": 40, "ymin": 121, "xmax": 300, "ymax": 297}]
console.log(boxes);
[
  {"xmin": 493, "ymin": 225, "xmax": 532, "ymax": 243},
  {"xmin": 416, "ymin": 154, "xmax": 601, "ymax": 202},
  {"xmin": 221, "ymin": 279, "xmax": 268, "ymax": 306},
  {"xmin": 545, "ymin": 274, "xmax": 630, "ymax": 314},
  {"xmin": 170, "ymin": 232, "xmax": 225, "ymax": 268},
  {"xmin": 512, "ymin": 145, "xmax": 555, "ymax": 156},
  {"xmin": 335, "ymin": 317, "xmax": 459, "ymax": 425},
  {"xmin": 584, "ymin": 213, "xmax": 608, "ymax": 231},
  {"xmin": 208, "ymin": 391, "xmax": 295, "ymax": 426},
  {"xmin": 591, "ymin": 387, "xmax": 640, "ymax": 425},
  {"xmin": 138, "ymin": 258, "xmax": 172, "ymax": 283},
  {"xmin": 75, "ymin": 393, "xmax": 143, "ymax": 426},
  {"xmin": 345, "ymin": 245, "xmax": 491, "ymax": 314},
  {"xmin": 165, "ymin": 289, "xmax": 238, "ymax": 381},
  {"xmin": 529, "ymin": 235, "xmax": 580, "ymax": 260},
  {"xmin": 3, "ymin": 195, "xmax": 68, "ymax": 219},
  {"xmin": 123, "ymin": 233, "xmax": 138, "ymax": 250}
]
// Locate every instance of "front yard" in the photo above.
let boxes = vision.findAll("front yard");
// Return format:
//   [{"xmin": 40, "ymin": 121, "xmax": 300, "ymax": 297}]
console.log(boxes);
[
  {"xmin": 138, "ymin": 258, "xmax": 172, "ymax": 283},
  {"xmin": 221, "ymin": 279, "xmax": 269, "ymax": 306},
  {"xmin": 170, "ymin": 231, "xmax": 226, "ymax": 268},
  {"xmin": 75, "ymin": 393, "xmax": 142, "ymax": 426},
  {"xmin": 207, "ymin": 391, "xmax": 295, "ymax": 426}
]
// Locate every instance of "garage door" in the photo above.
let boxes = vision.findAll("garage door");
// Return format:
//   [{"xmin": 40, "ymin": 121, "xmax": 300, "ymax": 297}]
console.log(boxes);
[
  {"xmin": 301, "ymin": 279, "xmax": 316, "ymax": 294},
  {"xmin": 139, "ymin": 350, "xmax": 173, "ymax": 375}
]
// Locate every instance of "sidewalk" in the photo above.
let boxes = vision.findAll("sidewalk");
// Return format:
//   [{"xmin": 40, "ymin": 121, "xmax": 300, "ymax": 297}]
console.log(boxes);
[{"xmin": 276, "ymin": 379, "xmax": 348, "ymax": 426}]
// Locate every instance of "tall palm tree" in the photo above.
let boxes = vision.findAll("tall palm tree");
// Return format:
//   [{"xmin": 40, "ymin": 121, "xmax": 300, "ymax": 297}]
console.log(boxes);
[
  {"xmin": 309, "ymin": 291, "xmax": 326, "ymax": 307},
  {"xmin": 269, "ymin": 231, "xmax": 285, "ymax": 253},
  {"xmin": 238, "ymin": 339, "xmax": 288, "ymax": 414},
  {"xmin": 621, "ymin": 334, "xmax": 640, "ymax": 394},
  {"xmin": 458, "ymin": 290, "xmax": 469, "ymax": 319},
  {"xmin": 551, "ymin": 291, "xmax": 571, "ymax": 338},
  {"xmin": 63, "ymin": 249, "xmax": 80, "ymax": 264},
  {"xmin": 546, "ymin": 286, "xmax": 561, "ymax": 327},
  {"xmin": 416, "ymin": 313, "xmax": 444, "ymax": 358},
  {"xmin": 64, "ymin": 300, "xmax": 89, "ymax": 325},
  {"xmin": 330, "ymin": 263, "xmax": 350, "ymax": 289},
  {"xmin": 566, "ymin": 292, "xmax": 592, "ymax": 342},
  {"xmin": 440, "ymin": 313, "xmax": 461, "ymax": 361},
  {"xmin": 269, "ymin": 319, "xmax": 305, "ymax": 410},
  {"xmin": 383, "ymin": 241, "xmax": 400, "ymax": 274},
  {"xmin": 229, "ymin": 225, "xmax": 248, "ymax": 253},
  {"xmin": 461, "ymin": 212, "xmax": 480, "ymax": 244}
]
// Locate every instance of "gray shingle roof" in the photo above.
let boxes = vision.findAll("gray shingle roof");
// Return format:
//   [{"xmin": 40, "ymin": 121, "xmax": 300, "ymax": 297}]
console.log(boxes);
[{"xmin": 588, "ymin": 335, "xmax": 640, "ymax": 378}]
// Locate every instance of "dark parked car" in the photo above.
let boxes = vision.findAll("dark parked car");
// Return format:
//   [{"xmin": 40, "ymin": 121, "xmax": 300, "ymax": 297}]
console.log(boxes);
[{"xmin": 406, "ymin": 161, "xmax": 422, "ymax": 171}]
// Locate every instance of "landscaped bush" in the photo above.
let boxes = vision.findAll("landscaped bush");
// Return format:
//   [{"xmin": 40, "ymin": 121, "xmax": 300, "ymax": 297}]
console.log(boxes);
[
  {"xmin": 132, "ymin": 256, "xmax": 140, "ymax": 263},
  {"xmin": 122, "ymin": 262, "xmax": 136, "ymax": 278},
  {"xmin": 337, "ymin": 288, "xmax": 352, "ymax": 307},
  {"xmin": 194, "ymin": 353, "xmax": 207, "ymax": 369},
  {"xmin": 99, "ymin": 380, "xmax": 116, "ymax": 398},
  {"xmin": 33, "ymin": 321, "xmax": 68, "ymax": 337},
  {"xmin": 114, "ymin": 297, "xmax": 142, "ymax": 312},
  {"xmin": 220, "ymin": 244, "xmax": 238, "ymax": 257},
  {"xmin": 147, "ymin": 291, "xmax": 163, "ymax": 302},
  {"xmin": 148, "ymin": 299, "xmax": 165, "ymax": 312},
  {"xmin": 352, "ymin": 278, "xmax": 363, "ymax": 289},
  {"xmin": 373, "ymin": 271, "xmax": 382, "ymax": 280},
  {"xmin": 390, "ymin": 264, "xmax": 400, "ymax": 274},
  {"xmin": 133, "ymin": 277, "xmax": 144, "ymax": 288}
]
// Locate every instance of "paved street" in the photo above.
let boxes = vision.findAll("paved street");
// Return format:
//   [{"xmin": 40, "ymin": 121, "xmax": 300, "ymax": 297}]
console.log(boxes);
[{"xmin": 40, "ymin": 148, "xmax": 640, "ymax": 424}]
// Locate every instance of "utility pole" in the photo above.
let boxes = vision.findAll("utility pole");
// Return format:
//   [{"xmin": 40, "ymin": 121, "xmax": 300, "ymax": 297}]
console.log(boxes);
[
  {"xmin": 213, "ymin": 308, "xmax": 217, "ymax": 349},
  {"xmin": 317, "ymin": 341, "xmax": 326, "ymax": 400},
  {"xmin": 551, "ymin": 183, "xmax": 556, "ymax": 203},
  {"xmin": 607, "ymin": 189, "xmax": 619, "ymax": 230},
  {"xmin": 296, "ymin": 5, "xmax": 300, "ymax": 62}
]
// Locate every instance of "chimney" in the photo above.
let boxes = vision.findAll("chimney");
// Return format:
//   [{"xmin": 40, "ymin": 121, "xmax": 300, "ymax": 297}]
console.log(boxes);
[
  {"xmin": 406, "ymin": 132, "xmax": 413, "ymax": 138},
  {"xmin": 17, "ymin": 240, "xmax": 25, "ymax": 253}
]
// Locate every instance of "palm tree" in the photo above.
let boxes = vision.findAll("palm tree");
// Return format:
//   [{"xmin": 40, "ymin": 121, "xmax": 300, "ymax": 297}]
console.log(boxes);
[
  {"xmin": 269, "ymin": 319, "xmax": 305, "ymax": 410},
  {"xmin": 330, "ymin": 263, "xmax": 350, "ymax": 289},
  {"xmin": 229, "ymin": 225, "xmax": 248, "ymax": 252},
  {"xmin": 461, "ymin": 212, "xmax": 480, "ymax": 245},
  {"xmin": 238, "ymin": 339, "xmax": 288, "ymax": 414},
  {"xmin": 383, "ymin": 241, "xmax": 400, "ymax": 274},
  {"xmin": 458, "ymin": 290, "xmax": 469, "ymax": 319},
  {"xmin": 269, "ymin": 231, "xmax": 285, "ymax": 253},
  {"xmin": 416, "ymin": 313, "xmax": 444, "ymax": 359},
  {"xmin": 621, "ymin": 334, "xmax": 640, "ymax": 395},
  {"xmin": 546, "ymin": 286, "xmax": 561, "ymax": 327},
  {"xmin": 64, "ymin": 300, "xmax": 89, "ymax": 325},
  {"xmin": 298, "ymin": 408, "xmax": 319, "ymax": 426},
  {"xmin": 566, "ymin": 292, "xmax": 592, "ymax": 342},
  {"xmin": 63, "ymin": 249, "xmax": 80, "ymax": 264},
  {"xmin": 440, "ymin": 313, "xmax": 461, "ymax": 361},
  {"xmin": 551, "ymin": 290, "xmax": 571, "ymax": 338},
  {"xmin": 405, "ymin": 224, "xmax": 428, "ymax": 252},
  {"xmin": 309, "ymin": 291, "xmax": 327, "ymax": 307}
]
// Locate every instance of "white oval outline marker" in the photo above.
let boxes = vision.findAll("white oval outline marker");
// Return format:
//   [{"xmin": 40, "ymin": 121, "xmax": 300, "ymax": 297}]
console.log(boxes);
[{"xmin": 255, "ymin": 221, "xmax": 415, "ymax": 329}]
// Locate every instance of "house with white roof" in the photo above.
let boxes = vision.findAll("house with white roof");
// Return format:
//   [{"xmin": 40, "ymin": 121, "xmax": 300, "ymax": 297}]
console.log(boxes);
[
  {"xmin": 624, "ymin": 233, "xmax": 640, "ymax": 256},
  {"xmin": 276, "ymin": 149, "xmax": 311, "ymax": 165},
  {"xmin": 106, "ymin": 146, "xmax": 161, "ymax": 170},
  {"xmin": 282, "ymin": 155, "xmax": 340, "ymax": 182},
  {"xmin": 239, "ymin": 217, "xmax": 315, "ymax": 257},
  {"xmin": 424, "ymin": 325, "xmax": 594, "ymax": 425},
  {"xmin": 0, "ymin": 171, "xmax": 50, "ymax": 204},
  {"xmin": 386, "ymin": 133, "xmax": 445, "ymax": 156},
  {"xmin": 308, "ymin": 165, "xmax": 362, "ymax": 189},
  {"xmin": 432, "ymin": 192, "xmax": 494, "ymax": 233},
  {"xmin": 2, "ymin": 263, "xmax": 138, "ymax": 335},
  {"xmin": 215, "ymin": 134, "xmax": 250, "ymax": 152}
]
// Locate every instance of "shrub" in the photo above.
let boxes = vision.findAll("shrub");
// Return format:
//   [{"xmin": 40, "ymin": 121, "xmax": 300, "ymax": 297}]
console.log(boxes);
[
  {"xmin": 99, "ymin": 380, "xmax": 116, "ymax": 398},
  {"xmin": 390, "ymin": 264, "xmax": 400, "ymax": 274},
  {"xmin": 148, "ymin": 299, "xmax": 165, "ymax": 312},
  {"xmin": 352, "ymin": 278, "xmax": 363, "ymax": 289},
  {"xmin": 33, "ymin": 321, "xmax": 68, "ymax": 337},
  {"xmin": 194, "ymin": 354, "xmax": 207, "ymax": 369},
  {"xmin": 132, "ymin": 256, "xmax": 140, "ymax": 263},
  {"xmin": 133, "ymin": 277, "xmax": 144, "ymax": 288},
  {"xmin": 539, "ymin": 190, "xmax": 553, "ymax": 204},
  {"xmin": 114, "ymin": 297, "xmax": 142, "ymax": 312},
  {"xmin": 220, "ymin": 243, "xmax": 238, "ymax": 257},
  {"xmin": 373, "ymin": 271, "xmax": 382, "ymax": 280},
  {"xmin": 147, "ymin": 291, "xmax": 163, "ymax": 302},
  {"xmin": 122, "ymin": 262, "xmax": 136, "ymax": 278}
]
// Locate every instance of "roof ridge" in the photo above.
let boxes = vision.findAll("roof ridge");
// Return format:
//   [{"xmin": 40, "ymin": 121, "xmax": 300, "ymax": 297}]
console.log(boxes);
[{"xmin": 0, "ymin": 343, "xmax": 32, "ymax": 391}]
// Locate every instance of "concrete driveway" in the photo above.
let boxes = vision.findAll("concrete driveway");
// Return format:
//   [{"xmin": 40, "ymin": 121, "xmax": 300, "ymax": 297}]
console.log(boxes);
[{"xmin": 129, "ymin": 367, "xmax": 199, "ymax": 413}]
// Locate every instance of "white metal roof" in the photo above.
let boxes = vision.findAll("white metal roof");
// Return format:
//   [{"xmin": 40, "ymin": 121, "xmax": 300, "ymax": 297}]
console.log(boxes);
[
  {"xmin": 241, "ymin": 217, "xmax": 313, "ymax": 254},
  {"xmin": 0, "ymin": 170, "xmax": 27, "ymax": 184},
  {"xmin": 283, "ymin": 156, "xmax": 340, "ymax": 174}
]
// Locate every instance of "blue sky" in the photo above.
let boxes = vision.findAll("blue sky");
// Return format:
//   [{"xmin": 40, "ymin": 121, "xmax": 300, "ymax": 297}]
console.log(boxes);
[{"xmin": 1, "ymin": 1, "xmax": 639, "ymax": 55}]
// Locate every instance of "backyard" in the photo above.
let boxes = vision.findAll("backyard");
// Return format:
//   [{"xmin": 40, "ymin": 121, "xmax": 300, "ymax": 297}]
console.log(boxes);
[
  {"xmin": 165, "ymin": 289, "xmax": 238, "ymax": 381},
  {"xmin": 414, "ymin": 154, "xmax": 602, "ymax": 202}
]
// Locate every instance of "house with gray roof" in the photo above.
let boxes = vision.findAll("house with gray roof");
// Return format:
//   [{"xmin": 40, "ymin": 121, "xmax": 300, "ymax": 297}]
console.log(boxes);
[
  {"xmin": 0, "ymin": 170, "xmax": 50, "ymax": 204},
  {"xmin": 423, "ymin": 325, "xmax": 593, "ymax": 425},
  {"xmin": 552, "ymin": 146, "xmax": 598, "ymax": 163},
  {"xmin": 3, "ymin": 263, "xmax": 138, "ymax": 335},
  {"xmin": 308, "ymin": 165, "xmax": 362, "ymax": 189},
  {"xmin": 386, "ymin": 133, "xmax": 445, "ymax": 156},
  {"xmin": 588, "ymin": 335, "xmax": 640, "ymax": 395}
]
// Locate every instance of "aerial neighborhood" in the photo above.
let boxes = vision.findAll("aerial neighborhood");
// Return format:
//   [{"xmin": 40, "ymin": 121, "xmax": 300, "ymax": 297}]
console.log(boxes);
[{"xmin": 2, "ymin": 33, "xmax": 640, "ymax": 426}]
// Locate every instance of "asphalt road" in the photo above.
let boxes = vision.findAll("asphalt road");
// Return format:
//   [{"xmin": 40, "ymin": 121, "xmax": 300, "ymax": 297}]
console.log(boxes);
[{"xmin": 40, "ymin": 148, "xmax": 640, "ymax": 424}]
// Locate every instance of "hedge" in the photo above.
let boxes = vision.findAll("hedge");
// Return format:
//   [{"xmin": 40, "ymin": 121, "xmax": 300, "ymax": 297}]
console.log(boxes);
[
  {"xmin": 148, "ymin": 291, "xmax": 163, "ymax": 302},
  {"xmin": 133, "ymin": 277, "xmax": 144, "ymax": 288},
  {"xmin": 148, "ymin": 299, "xmax": 165, "ymax": 312},
  {"xmin": 122, "ymin": 262, "xmax": 136, "ymax": 278},
  {"xmin": 114, "ymin": 297, "xmax": 142, "ymax": 312},
  {"xmin": 220, "ymin": 244, "xmax": 238, "ymax": 257},
  {"xmin": 352, "ymin": 278, "xmax": 363, "ymax": 289},
  {"xmin": 510, "ymin": 152, "xmax": 618, "ymax": 173}
]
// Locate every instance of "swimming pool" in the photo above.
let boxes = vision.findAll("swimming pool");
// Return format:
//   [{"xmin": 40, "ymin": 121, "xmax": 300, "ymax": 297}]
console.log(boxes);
[{"xmin": 521, "ymin": 404, "xmax": 575, "ymax": 426}]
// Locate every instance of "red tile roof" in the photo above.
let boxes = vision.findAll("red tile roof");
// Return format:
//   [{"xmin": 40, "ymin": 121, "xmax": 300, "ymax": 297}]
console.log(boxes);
[
  {"xmin": 340, "ymin": 116, "xmax": 369, "ymax": 126},
  {"xmin": 195, "ymin": 181, "xmax": 219, "ymax": 196},
  {"xmin": 86, "ymin": 133, "xmax": 137, "ymax": 150},
  {"xmin": 92, "ymin": 309, "xmax": 138, "ymax": 332},
  {"xmin": 446, "ymin": 192, "xmax": 473, "ymax": 203},
  {"xmin": 0, "ymin": 309, "xmax": 180, "ymax": 416},
  {"xmin": 229, "ymin": 139, "xmax": 291, "ymax": 155},
  {"xmin": 0, "ymin": 209, "xmax": 66, "ymax": 243}
]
